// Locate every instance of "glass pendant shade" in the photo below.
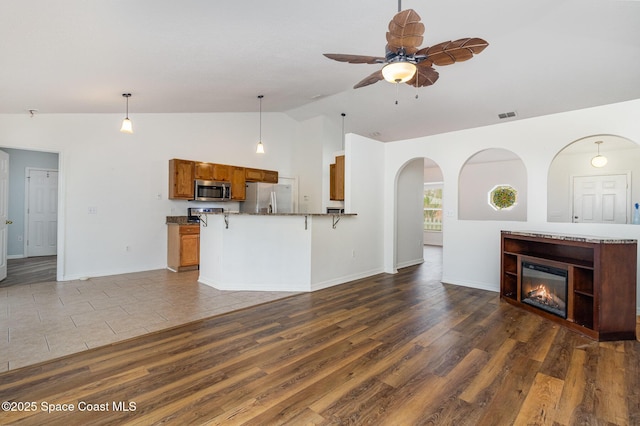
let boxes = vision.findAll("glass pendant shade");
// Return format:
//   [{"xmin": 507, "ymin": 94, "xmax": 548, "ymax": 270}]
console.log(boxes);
[
  {"xmin": 590, "ymin": 141, "xmax": 607, "ymax": 167},
  {"xmin": 256, "ymin": 140, "xmax": 265, "ymax": 154},
  {"xmin": 382, "ymin": 62, "xmax": 417, "ymax": 83},
  {"xmin": 591, "ymin": 155, "xmax": 607, "ymax": 168},
  {"xmin": 120, "ymin": 118, "xmax": 133, "ymax": 134}
]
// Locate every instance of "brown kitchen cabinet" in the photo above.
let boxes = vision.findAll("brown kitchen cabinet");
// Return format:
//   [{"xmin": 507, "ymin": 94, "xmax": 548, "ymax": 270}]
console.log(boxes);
[
  {"xmin": 169, "ymin": 159, "xmax": 195, "ymax": 199},
  {"xmin": 245, "ymin": 168, "xmax": 278, "ymax": 183},
  {"xmin": 194, "ymin": 162, "xmax": 214, "ymax": 180},
  {"xmin": 262, "ymin": 169, "xmax": 278, "ymax": 183},
  {"xmin": 330, "ymin": 155, "xmax": 345, "ymax": 201},
  {"xmin": 231, "ymin": 166, "xmax": 246, "ymax": 200},
  {"xmin": 194, "ymin": 162, "xmax": 231, "ymax": 182},
  {"xmin": 167, "ymin": 224, "xmax": 200, "ymax": 271}
]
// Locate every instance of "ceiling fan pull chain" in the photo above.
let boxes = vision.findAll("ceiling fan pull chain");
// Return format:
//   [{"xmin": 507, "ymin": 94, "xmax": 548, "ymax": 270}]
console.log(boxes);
[{"xmin": 395, "ymin": 82, "xmax": 399, "ymax": 105}]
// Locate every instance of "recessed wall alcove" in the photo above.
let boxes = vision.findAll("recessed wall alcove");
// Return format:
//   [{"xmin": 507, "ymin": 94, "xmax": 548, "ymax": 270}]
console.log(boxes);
[
  {"xmin": 458, "ymin": 148, "xmax": 527, "ymax": 221},
  {"xmin": 547, "ymin": 134, "xmax": 640, "ymax": 223}
]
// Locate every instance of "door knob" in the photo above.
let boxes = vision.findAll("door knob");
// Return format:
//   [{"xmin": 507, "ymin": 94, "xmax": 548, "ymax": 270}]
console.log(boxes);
[{"xmin": 5, "ymin": 220, "xmax": 12, "ymax": 224}]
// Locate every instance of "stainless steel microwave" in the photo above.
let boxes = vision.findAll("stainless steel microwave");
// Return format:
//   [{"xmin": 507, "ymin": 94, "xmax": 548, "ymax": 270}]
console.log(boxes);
[{"xmin": 193, "ymin": 180, "xmax": 231, "ymax": 201}]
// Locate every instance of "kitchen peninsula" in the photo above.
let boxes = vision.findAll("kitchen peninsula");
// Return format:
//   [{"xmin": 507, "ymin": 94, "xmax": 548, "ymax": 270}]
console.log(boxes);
[{"xmin": 198, "ymin": 212, "xmax": 357, "ymax": 292}]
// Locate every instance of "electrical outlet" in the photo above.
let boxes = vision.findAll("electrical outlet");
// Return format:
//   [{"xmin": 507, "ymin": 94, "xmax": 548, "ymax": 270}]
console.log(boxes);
[{"xmin": 88, "ymin": 207, "xmax": 98, "ymax": 214}]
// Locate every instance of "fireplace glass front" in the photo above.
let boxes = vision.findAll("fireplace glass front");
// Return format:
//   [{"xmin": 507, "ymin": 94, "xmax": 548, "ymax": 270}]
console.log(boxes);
[{"xmin": 521, "ymin": 261, "xmax": 568, "ymax": 319}]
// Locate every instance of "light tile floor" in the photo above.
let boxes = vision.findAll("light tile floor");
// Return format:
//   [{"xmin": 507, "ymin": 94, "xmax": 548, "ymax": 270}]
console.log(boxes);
[{"xmin": 0, "ymin": 269, "xmax": 298, "ymax": 372}]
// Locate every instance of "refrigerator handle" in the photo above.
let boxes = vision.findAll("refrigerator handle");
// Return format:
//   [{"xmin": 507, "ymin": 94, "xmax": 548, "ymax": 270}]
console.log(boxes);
[{"xmin": 270, "ymin": 191, "xmax": 277, "ymax": 214}]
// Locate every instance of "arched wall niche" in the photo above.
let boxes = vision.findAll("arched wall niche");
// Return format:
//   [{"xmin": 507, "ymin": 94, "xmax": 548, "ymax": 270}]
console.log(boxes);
[
  {"xmin": 547, "ymin": 134, "xmax": 640, "ymax": 223},
  {"xmin": 458, "ymin": 148, "xmax": 527, "ymax": 221}
]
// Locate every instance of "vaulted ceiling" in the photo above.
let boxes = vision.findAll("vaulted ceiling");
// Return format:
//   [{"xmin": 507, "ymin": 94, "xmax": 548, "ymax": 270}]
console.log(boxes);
[{"xmin": 1, "ymin": 1, "xmax": 639, "ymax": 141}]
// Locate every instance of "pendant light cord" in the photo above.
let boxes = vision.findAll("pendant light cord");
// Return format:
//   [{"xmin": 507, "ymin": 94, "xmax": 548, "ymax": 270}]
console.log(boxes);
[{"xmin": 258, "ymin": 95, "xmax": 263, "ymax": 142}]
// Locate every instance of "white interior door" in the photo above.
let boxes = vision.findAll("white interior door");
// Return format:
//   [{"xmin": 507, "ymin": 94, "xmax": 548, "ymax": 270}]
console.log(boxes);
[
  {"xmin": 572, "ymin": 174, "xmax": 629, "ymax": 223},
  {"xmin": 0, "ymin": 150, "xmax": 9, "ymax": 281},
  {"xmin": 27, "ymin": 169, "xmax": 58, "ymax": 257}
]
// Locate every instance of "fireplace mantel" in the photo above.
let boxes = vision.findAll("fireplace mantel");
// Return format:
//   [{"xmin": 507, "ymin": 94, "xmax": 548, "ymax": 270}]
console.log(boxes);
[{"xmin": 500, "ymin": 230, "xmax": 637, "ymax": 341}]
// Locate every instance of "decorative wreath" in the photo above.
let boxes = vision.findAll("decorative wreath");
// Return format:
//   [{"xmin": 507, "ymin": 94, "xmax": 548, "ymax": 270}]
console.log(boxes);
[{"xmin": 489, "ymin": 185, "xmax": 517, "ymax": 210}]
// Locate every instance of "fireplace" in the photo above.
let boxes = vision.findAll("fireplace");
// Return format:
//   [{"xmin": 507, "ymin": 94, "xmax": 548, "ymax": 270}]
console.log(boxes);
[{"xmin": 521, "ymin": 261, "xmax": 568, "ymax": 319}]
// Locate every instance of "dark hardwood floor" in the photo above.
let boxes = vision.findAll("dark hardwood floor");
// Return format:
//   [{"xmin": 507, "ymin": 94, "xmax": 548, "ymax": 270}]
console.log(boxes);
[
  {"xmin": 0, "ymin": 253, "xmax": 638, "ymax": 425},
  {"xmin": 0, "ymin": 256, "xmax": 57, "ymax": 287}
]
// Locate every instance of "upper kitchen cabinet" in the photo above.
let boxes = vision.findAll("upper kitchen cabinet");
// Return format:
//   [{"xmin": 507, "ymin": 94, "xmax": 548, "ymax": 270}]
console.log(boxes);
[
  {"xmin": 195, "ymin": 163, "xmax": 231, "ymax": 181},
  {"xmin": 231, "ymin": 167, "xmax": 246, "ymax": 200},
  {"xmin": 169, "ymin": 159, "xmax": 195, "ymax": 200},
  {"xmin": 212, "ymin": 164, "xmax": 231, "ymax": 181},
  {"xmin": 194, "ymin": 162, "xmax": 214, "ymax": 180},
  {"xmin": 330, "ymin": 155, "xmax": 345, "ymax": 201},
  {"xmin": 262, "ymin": 170, "xmax": 278, "ymax": 184},
  {"xmin": 245, "ymin": 168, "xmax": 278, "ymax": 183}
]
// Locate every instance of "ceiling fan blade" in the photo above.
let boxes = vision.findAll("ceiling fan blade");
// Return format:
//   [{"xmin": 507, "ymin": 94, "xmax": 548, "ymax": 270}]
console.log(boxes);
[
  {"xmin": 418, "ymin": 38, "xmax": 489, "ymax": 66},
  {"xmin": 353, "ymin": 69, "xmax": 384, "ymax": 89},
  {"xmin": 388, "ymin": 21, "xmax": 425, "ymax": 37},
  {"xmin": 323, "ymin": 53, "xmax": 385, "ymax": 64},
  {"xmin": 391, "ymin": 9, "xmax": 422, "ymax": 28},
  {"xmin": 406, "ymin": 64, "xmax": 439, "ymax": 87},
  {"xmin": 386, "ymin": 9, "xmax": 425, "ymax": 52},
  {"xmin": 386, "ymin": 32, "xmax": 424, "ymax": 52}
]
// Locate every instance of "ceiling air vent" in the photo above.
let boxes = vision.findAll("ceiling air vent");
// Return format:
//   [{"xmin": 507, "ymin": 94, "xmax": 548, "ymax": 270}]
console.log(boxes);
[{"xmin": 498, "ymin": 111, "xmax": 517, "ymax": 119}]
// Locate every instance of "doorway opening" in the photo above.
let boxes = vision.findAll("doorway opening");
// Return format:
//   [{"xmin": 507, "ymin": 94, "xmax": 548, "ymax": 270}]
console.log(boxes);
[{"xmin": 0, "ymin": 147, "xmax": 59, "ymax": 287}]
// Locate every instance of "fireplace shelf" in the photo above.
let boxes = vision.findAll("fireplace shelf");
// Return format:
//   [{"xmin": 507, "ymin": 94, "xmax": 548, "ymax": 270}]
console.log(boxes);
[{"xmin": 500, "ymin": 231, "xmax": 637, "ymax": 341}]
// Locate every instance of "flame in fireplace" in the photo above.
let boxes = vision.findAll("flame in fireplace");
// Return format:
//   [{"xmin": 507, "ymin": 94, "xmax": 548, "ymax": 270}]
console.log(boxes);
[{"xmin": 526, "ymin": 284, "xmax": 566, "ymax": 310}]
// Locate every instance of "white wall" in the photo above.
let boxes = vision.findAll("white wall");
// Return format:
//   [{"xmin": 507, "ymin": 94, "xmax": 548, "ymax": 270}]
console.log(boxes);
[
  {"xmin": 0, "ymin": 112, "xmax": 302, "ymax": 280},
  {"xmin": 384, "ymin": 99, "xmax": 640, "ymax": 313}
]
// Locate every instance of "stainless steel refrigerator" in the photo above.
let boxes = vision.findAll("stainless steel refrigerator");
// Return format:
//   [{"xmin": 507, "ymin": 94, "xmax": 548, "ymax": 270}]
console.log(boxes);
[{"xmin": 240, "ymin": 182, "xmax": 294, "ymax": 214}]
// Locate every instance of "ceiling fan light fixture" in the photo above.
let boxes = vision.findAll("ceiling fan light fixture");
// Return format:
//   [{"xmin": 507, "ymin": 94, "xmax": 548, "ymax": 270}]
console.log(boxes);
[
  {"xmin": 590, "ymin": 141, "xmax": 607, "ymax": 168},
  {"xmin": 382, "ymin": 61, "xmax": 417, "ymax": 83}
]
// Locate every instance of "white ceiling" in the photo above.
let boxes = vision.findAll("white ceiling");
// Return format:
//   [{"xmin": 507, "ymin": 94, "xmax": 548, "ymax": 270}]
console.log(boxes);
[{"xmin": 1, "ymin": 0, "xmax": 639, "ymax": 142}]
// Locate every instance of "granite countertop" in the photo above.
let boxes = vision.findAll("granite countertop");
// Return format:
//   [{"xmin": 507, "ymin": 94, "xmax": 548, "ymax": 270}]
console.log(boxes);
[
  {"xmin": 502, "ymin": 230, "xmax": 637, "ymax": 244},
  {"xmin": 166, "ymin": 213, "xmax": 356, "ymax": 224},
  {"xmin": 206, "ymin": 212, "xmax": 357, "ymax": 217},
  {"xmin": 166, "ymin": 216, "xmax": 199, "ymax": 225}
]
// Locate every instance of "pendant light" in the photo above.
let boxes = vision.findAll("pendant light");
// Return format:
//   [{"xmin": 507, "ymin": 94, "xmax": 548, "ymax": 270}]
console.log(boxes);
[
  {"xmin": 256, "ymin": 95, "xmax": 265, "ymax": 154},
  {"xmin": 591, "ymin": 141, "xmax": 607, "ymax": 168},
  {"xmin": 120, "ymin": 93, "xmax": 133, "ymax": 134}
]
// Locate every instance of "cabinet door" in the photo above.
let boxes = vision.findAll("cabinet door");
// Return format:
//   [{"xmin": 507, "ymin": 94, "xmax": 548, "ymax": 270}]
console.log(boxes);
[
  {"xmin": 231, "ymin": 167, "xmax": 246, "ymax": 200},
  {"xmin": 195, "ymin": 162, "xmax": 214, "ymax": 180},
  {"xmin": 180, "ymin": 234, "xmax": 199, "ymax": 267},
  {"xmin": 212, "ymin": 164, "xmax": 231, "ymax": 181},
  {"xmin": 169, "ymin": 159, "xmax": 195, "ymax": 199},
  {"xmin": 330, "ymin": 155, "xmax": 345, "ymax": 201},
  {"xmin": 263, "ymin": 170, "xmax": 278, "ymax": 183},
  {"xmin": 245, "ymin": 168, "xmax": 264, "ymax": 182}
]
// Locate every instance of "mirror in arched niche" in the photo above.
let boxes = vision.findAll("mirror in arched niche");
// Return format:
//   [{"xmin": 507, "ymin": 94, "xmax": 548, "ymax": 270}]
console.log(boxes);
[
  {"xmin": 547, "ymin": 134, "xmax": 640, "ymax": 223},
  {"xmin": 458, "ymin": 148, "xmax": 527, "ymax": 221}
]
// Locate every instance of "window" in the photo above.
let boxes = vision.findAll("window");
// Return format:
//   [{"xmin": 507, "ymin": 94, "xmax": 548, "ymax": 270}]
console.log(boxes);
[{"xmin": 424, "ymin": 182, "xmax": 443, "ymax": 231}]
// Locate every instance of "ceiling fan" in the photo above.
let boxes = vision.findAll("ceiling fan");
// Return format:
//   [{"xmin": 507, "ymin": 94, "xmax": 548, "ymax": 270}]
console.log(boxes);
[{"xmin": 324, "ymin": 8, "xmax": 488, "ymax": 89}]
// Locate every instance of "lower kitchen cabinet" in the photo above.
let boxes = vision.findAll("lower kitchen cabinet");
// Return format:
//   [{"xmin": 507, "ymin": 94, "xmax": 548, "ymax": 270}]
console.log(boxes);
[{"xmin": 167, "ymin": 224, "xmax": 200, "ymax": 271}]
